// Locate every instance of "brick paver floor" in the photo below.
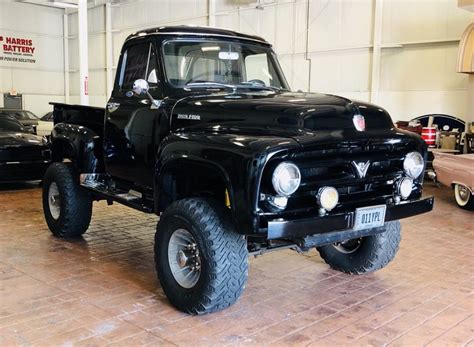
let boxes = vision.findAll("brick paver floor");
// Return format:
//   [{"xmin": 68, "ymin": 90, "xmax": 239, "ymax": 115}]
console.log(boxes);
[{"xmin": 0, "ymin": 183, "xmax": 472, "ymax": 346}]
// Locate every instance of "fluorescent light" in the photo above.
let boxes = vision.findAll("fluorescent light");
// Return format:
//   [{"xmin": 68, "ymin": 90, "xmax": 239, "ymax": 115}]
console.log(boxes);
[
  {"xmin": 202, "ymin": 46, "xmax": 220, "ymax": 52},
  {"xmin": 53, "ymin": 1, "xmax": 78, "ymax": 8}
]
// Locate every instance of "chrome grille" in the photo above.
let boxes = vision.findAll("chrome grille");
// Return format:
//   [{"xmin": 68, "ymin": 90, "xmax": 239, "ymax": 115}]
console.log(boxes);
[{"xmin": 267, "ymin": 140, "xmax": 419, "ymax": 211}]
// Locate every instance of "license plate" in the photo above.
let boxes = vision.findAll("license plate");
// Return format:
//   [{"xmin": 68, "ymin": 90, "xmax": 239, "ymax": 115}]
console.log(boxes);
[{"xmin": 353, "ymin": 205, "xmax": 386, "ymax": 231}]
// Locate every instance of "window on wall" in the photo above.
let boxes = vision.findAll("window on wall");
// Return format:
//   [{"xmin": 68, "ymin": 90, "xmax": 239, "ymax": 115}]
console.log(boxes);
[{"xmin": 119, "ymin": 42, "xmax": 159, "ymax": 90}]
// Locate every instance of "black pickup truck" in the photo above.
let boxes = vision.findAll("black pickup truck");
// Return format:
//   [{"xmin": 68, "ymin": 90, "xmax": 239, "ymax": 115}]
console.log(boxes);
[{"xmin": 44, "ymin": 26, "xmax": 433, "ymax": 314}]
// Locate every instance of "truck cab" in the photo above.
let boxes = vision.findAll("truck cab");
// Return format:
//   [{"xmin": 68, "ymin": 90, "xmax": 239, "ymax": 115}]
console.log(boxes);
[{"xmin": 44, "ymin": 26, "xmax": 433, "ymax": 315}]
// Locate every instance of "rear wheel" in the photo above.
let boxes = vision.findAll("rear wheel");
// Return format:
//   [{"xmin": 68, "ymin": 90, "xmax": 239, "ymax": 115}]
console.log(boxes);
[
  {"xmin": 155, "ymin": 198, "xmax": 248, "ymax": 314},
  {"xmin": 42, "ymin": 163, "xmax": 92, "ymax": 238},
  {"xmin": 317, "ymin": 221, "xmax": 401, "ymax": 274},
  {"xmin": 454, "ymin": 184, "xmax": 474, "ymax": 210}
]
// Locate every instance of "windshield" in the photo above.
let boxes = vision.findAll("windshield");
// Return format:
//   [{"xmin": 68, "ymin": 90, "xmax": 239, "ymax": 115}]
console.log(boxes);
[
  {"xmin": 41, "ymin": 112, "xmax": 54, "ymax": 121},
  {"xmin": 0, "ymin": 110, "xmax": 38, "ymax": 120},
  {"xmin": 162, "ymin": 40, "xmax": 288, "ymax": 90},
  {"xmin": 0, "ymin": 118, "xmax": 26, "ymax": 132}
]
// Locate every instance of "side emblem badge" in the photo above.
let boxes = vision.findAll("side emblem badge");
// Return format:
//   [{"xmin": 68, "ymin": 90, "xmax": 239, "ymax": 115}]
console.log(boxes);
[
  {"xmin": 352, "ymin": 161, "xmax": 370, "ymax": 178},
  {"xmin": 353, "ymin": 114, "xmax": 366, "ymax": 131}
]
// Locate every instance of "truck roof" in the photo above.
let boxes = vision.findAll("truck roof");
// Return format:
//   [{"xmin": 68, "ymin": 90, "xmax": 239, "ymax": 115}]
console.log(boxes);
[{"xmin": 125, "ymin": 25, "xmax": 270, "ymax": 46}]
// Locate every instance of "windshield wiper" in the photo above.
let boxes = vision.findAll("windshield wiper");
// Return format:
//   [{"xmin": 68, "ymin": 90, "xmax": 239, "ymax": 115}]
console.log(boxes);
[
  {"xmin": 239, "ymin": 82, "xmax": 281, "ymax": 91},
  {"xmin": 184, "ymin": 81, "xmax": 282, "ymax": 93},
  {"xmin": 185, "ymin": 82, "xmax": 236, "ymax": 90}
]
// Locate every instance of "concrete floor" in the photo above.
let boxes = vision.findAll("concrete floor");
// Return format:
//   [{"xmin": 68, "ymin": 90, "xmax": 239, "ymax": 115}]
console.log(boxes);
[{"xmin": 0, "ymin": 183, "xmax": 472, "ymax": 346}]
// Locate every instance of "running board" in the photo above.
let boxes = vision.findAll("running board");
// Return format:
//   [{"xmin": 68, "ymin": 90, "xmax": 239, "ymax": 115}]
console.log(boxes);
[{"xmin": 79, "ymin": 174, "xmax": 153, "ymax": 213}]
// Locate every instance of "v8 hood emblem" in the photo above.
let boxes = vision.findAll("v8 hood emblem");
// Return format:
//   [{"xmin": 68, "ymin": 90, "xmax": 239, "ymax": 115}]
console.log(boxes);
[{"xmin": 352, "ymin": 161, "xmax": 371, "ymax": 178}]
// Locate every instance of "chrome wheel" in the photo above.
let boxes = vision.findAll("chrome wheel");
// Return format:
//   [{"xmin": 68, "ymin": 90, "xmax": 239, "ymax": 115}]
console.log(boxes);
[
  {"xmin": 167, "ymin": 228, "xmax": 201, "ymax": 289},
  {"xmin": 333, "ymin": 238, "xmax": 362, "ymax": 254},
  {"xmin": 455, "ymin": 184, "xmax": 470, "ymax": 206},
  {"xmin": 48, "ymin": 182, "xmax": 61, "ymax": 220}
]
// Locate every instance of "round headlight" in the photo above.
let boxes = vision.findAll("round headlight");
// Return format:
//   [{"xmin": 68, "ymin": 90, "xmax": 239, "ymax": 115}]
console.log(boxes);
[
  {"xmin": 272, "ymin": 162, "xmax": 301, "ymax": 196},
  {"xmin": 317, "ymin": 186, "xmax": 339, "ymax": 211},
  {"xmin": 397, "ymin": 177, "xmax": 413, "ymax": 199},
  {"xmin": 403, "ymin": 152, "xmax": 424, "ymax": 178}
]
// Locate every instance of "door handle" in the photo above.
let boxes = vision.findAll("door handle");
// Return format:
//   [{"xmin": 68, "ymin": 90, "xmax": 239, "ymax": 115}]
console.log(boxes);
[{"xmin": 107, "ymin": 102, "xmax": 120, "ymax": 113}]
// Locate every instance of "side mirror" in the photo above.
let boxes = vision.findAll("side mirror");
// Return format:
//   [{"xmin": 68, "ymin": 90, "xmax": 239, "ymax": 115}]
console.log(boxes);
[
  {"xmin": 132, "ymin": 79, "xmax": 149, "ymax": 96},
  {"xmin": 131, "ymin": 78, "xmax": 162, "ymax": 109}
]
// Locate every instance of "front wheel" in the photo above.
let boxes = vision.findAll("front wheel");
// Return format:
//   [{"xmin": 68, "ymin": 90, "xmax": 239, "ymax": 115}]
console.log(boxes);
[
  {"xmin": 454, "ymin": 184, "xmax": 474, "ymax": 210},
  {"xmin": 155, "ymin": 198, "xmax": 248, "ymax": 314},
  {"xmin": 42, "ymin": 163, "xmax": 92, "ymax": 238},
  {"xmin": 317, "ymin": 221, "xmax": 401, "ymax": 274}
]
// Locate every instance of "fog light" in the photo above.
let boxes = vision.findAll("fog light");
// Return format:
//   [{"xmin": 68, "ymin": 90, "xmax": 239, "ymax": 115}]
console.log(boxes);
[
  {"xmin": 397, "ymin": 178, "xmax": 413, "ymax": 199},
  {"xmin": 317, "ymin": 186, "xmax": 339, "ymax": 211}
]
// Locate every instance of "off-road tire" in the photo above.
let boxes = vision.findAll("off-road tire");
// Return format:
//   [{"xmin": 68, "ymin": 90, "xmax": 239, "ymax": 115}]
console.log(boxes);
[
  {"xmin": 155, "ymin": 198, "xmax": 248, "ymax": 314},
  {"xmin": 454, "ymin": 184, "xmax": 474, "ymax": 211},
  {"xmin": 317, "ymin": 221, "xmax": 401, "ymax": 274},
  {"xmin": 42, "ymin": 162, "xmax": 92, "ymax": 238}
]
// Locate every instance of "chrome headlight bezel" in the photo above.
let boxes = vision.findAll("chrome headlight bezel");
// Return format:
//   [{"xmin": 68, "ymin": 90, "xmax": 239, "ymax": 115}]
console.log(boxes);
[
  {"xmin": 271, "ymin": 162, "xmax": 301, "ymax": 196},
  {"xmin": 403, "ymin": 151, "xmax": 424, "ymax": 179}
]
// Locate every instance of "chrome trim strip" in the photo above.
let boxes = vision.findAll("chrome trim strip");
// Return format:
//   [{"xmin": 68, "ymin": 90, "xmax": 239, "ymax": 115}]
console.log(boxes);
[{"xmin": 1, "ymin": 161, "xmax": 48, "ymax": 165}]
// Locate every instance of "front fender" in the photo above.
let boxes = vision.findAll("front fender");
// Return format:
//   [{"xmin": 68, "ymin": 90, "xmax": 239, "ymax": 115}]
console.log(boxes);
[
  {"xmin": 156, "ymin": 155, "xmax": 234, "ymax": 207},
  {"xmin": 155, "ymin": 131, "xmax": 300, "ymax": 234}
]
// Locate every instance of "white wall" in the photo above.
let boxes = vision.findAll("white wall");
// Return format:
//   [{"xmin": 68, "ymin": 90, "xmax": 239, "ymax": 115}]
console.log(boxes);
[
  {"xmin": 67, "ymin": 0, "xmax": 473, "ymax": 122},
  {"xmin": 379, "ymin": 0, "xmax": 472, "ymax": 121},
  {"xmin": 0, "ymin": 1, "xmax": 66, "ymax": 116}
]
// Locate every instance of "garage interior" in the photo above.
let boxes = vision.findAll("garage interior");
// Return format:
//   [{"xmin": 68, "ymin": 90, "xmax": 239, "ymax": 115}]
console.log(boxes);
[{"xmin": 1, "ymin": 0, "xmax": 473, "ymax": 346}]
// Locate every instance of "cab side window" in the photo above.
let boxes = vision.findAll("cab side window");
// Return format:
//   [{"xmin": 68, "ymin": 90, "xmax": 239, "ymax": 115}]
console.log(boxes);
[
  {"xmin": 119, "ymin": 42, "xmax": 160, "ymax": 91},
  {"xmin": 146, "ymin": 47, "xmax": 158, "ymax": 85}
]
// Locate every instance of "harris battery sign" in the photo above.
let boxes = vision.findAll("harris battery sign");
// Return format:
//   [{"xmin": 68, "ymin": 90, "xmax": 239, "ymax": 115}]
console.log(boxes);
[{"xmin": 0, "ymin": 35, "xmax": 36, "ymax": 64}]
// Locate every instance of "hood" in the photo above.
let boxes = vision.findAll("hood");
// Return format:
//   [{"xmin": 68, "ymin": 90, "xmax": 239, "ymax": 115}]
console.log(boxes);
[
  {"xmin": 0, "ymin": 132, "xmax": 46, "ymax": 147},
  {"xmin": 171, "ymin": 91, "xmax": 397, "ymax": 144}
]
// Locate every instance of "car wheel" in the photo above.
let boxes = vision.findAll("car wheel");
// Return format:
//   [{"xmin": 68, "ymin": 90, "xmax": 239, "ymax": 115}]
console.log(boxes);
[
  {"xmin": 317, "ymin": 221, "xmax": 401, "ymax": 274},
  {"xmin": 42, "ymin": 162, "xmax": 92, "ymax": 238},
  {"xmin": 155, "ymin": 198, "xmax": 248, "ymax": 314},
  {"xmin": 454, "ymin": 184, "xmax": 474, "ymax": 210}
]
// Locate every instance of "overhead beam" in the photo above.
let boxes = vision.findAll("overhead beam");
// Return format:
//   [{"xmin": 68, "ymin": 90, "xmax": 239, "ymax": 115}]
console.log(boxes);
[{"xmin": 17, "ymin": 0, "xmax": 77, "ymax": 9}]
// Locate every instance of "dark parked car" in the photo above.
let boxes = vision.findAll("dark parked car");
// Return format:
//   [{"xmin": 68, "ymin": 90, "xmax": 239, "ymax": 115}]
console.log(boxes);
[
  {"xmin": 43, "ymin": 26, "xmax": 433, "ymax": 314},
  {"xmin": 0, "ymin": 108, "xmax": 39, "ymax": 133},
  {"xmin": 0, "ymin": 116, "xmax": 50, "ymax": 181}
]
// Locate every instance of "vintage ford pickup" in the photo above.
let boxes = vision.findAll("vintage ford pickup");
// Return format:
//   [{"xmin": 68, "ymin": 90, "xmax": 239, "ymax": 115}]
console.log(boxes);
[{"xmin": 43, "ymin": 26, "xmax": 433, "ymax": 314}]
